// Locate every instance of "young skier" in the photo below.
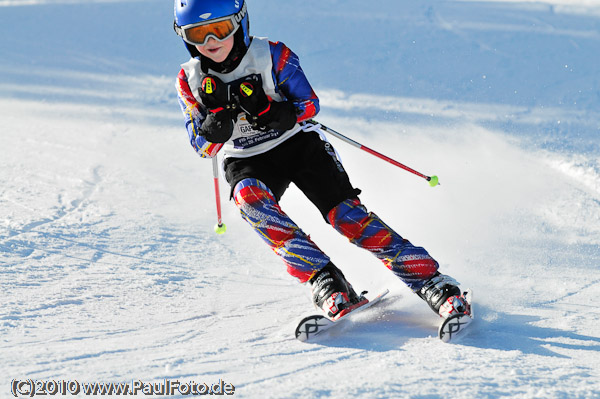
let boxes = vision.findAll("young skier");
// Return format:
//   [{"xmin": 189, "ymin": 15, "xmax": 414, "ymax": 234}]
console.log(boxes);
[{"xmin": 173, "ymin": 0, "xmax": 470, "ymax": 322}]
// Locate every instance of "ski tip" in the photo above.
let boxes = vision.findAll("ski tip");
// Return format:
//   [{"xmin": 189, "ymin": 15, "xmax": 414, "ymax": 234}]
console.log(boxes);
[
  {"xmin": 295, "ymin": 315, "xmax": 331, "ymax": 342},
  {"xmin": 438, "ymin": 313, "xmax": 473, "ymax": 343}
]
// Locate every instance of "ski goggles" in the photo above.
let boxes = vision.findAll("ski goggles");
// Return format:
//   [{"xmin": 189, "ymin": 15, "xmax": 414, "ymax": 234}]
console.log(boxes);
[{"xmin": 174, "ymin": 3, "xmax": 246, "ymax": 46}]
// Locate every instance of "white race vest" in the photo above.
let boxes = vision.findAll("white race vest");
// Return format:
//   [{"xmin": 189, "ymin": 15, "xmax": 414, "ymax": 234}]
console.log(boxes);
[{"xmin": 181, "ymin": 37, "xmax": 302, "ymax": 158}]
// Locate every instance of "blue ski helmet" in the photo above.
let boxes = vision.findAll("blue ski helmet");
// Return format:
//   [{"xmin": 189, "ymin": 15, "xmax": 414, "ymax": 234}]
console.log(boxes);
[{"xmin": 174, "ymin": 0, "xmax": 250, "ymax": 48}]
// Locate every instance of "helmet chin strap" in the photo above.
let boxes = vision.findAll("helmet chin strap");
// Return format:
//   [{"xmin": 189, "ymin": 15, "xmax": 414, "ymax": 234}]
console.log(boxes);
[{"xmin": 184, "ymin": 41, "xmax": 201, "ymax": 58}]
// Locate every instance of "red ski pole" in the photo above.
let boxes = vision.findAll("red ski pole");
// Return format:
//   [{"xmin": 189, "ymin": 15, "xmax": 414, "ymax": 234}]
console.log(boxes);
[
  {"xmin": 311, "ymin": 120, "xmax": 439, "ymax": 187},
  {"xmin": 212, "ymin": 156, "xmax": 227, "ymax": 234}
]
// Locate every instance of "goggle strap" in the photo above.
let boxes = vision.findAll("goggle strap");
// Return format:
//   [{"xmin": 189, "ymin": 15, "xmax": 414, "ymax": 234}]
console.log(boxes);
[{"xmin": 174, "ymin": 21, "xmax": 183, "ymax": 37}]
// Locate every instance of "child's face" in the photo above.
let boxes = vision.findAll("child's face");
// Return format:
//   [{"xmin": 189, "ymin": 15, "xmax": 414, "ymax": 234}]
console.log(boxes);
[{"xmin": 195, "ymin": 36, "xmax": 234, "ymax": 63}]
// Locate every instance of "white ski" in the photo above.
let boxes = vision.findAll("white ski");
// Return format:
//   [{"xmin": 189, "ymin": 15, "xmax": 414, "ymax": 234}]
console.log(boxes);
[
  {"xmin": 438, "ymin": 289, "xmax": 474, "ymax": 343},
  {"xmin": 295, "ymin": 289, "xmax": 390, "ymax": 342},
  {"xmin": 295, "ymin": 288, "xmax": 474, "ymax": 343}
]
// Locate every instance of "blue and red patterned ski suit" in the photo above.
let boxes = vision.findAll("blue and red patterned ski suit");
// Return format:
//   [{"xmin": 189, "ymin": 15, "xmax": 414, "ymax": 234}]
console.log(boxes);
[
  {"xmin": 176, "ymin": 38, "xmax": 439, "ymax": 292},
  {"xmin": 233, "ymin": 179, "xmax": 438, "ymax": 289}
]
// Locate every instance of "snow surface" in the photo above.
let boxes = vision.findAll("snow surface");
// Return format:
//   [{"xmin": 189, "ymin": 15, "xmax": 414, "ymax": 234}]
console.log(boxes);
[{"xmin": 1, "ymin": 0, "xmax": 600, "ymax": 398}]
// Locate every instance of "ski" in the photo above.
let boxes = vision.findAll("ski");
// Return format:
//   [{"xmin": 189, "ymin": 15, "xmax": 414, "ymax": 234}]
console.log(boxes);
[
  {"xmin": 438, "ymin": 289, "xmax": 474, "ymax": 343},
  {"xmin": 295, "ymin": 289, "xmax": 390, "ymax": 342},
  {"xmin": 295, "ymin": 288, "xmax": 473, "ymax": 343}
]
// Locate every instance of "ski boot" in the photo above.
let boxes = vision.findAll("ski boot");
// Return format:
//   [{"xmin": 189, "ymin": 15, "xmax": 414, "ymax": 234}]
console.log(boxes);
[
  {"xmin": 417, "ymin": 272, "xmax": 470, "ymax": 319},
  {"xmin": 309, "ymin": 263, "xmax": 364, "ymax": 320}
]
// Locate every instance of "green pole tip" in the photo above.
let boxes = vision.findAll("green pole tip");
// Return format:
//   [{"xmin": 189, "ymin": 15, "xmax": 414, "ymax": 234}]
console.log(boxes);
[
  {"xmin": 214, "ymin": 223, "xmax": 227, "ymax": 235},
  {"xmin": 428, "ymin": 175, "xmax": 439, "ymax": 187}
]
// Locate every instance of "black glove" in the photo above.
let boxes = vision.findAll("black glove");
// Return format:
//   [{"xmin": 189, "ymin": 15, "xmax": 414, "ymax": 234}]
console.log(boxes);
[
  {"xmin": 199, "ymin": 112, "xmax": 233, "ymax": 143},
  {"xmin": 198, "ymin": 75, "xmax": 237, "ymax": 143},
  {"xmin": 236, "ymin": 75, "xmax": 297, "ymax": 131}
]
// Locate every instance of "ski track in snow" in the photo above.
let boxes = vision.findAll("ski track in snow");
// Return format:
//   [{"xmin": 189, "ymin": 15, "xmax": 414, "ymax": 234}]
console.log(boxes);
[{"xmin": 1, "ymin": 1, "xmax": 600, "ymax": 398}]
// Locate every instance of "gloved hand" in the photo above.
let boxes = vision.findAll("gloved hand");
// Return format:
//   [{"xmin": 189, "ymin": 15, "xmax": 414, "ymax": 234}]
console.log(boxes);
[
  {"xmin": 198, "ymin": 75, "xmax": 237, "ymax": 143},
  {"xmin": 236, "ymin": 75, "xmax": 297, "ymax": 131}
]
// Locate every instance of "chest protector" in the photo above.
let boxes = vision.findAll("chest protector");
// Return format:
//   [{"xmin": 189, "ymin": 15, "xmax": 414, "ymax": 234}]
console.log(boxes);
[{"xmin": 181, "ymin": 37, "xmax": 302, "ymax": 158}]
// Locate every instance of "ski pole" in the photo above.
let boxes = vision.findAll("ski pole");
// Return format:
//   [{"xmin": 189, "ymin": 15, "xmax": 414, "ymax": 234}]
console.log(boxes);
[
  {"xmin": 311, "ymin": 120, "xmax": 439, "ymax": 187},
  {"xmin": 212, "ymin": 156, "xmax": 227, "ymax": 234}
]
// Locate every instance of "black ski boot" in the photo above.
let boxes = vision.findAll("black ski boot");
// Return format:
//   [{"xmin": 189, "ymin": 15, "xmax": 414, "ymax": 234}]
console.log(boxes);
[
  {"xmin": 309, "ymin": 263, "xmax": 361, "ymax": 320},
  {"xmin": 417, "ymin": 272, "xmax": 468, "ymax": 318}
]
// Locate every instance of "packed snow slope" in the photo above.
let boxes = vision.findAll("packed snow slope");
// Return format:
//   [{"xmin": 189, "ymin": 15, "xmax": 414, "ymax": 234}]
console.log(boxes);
[{"xmin": 1, "ymin": 0, "xmax": 600, "ymax": 398}]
